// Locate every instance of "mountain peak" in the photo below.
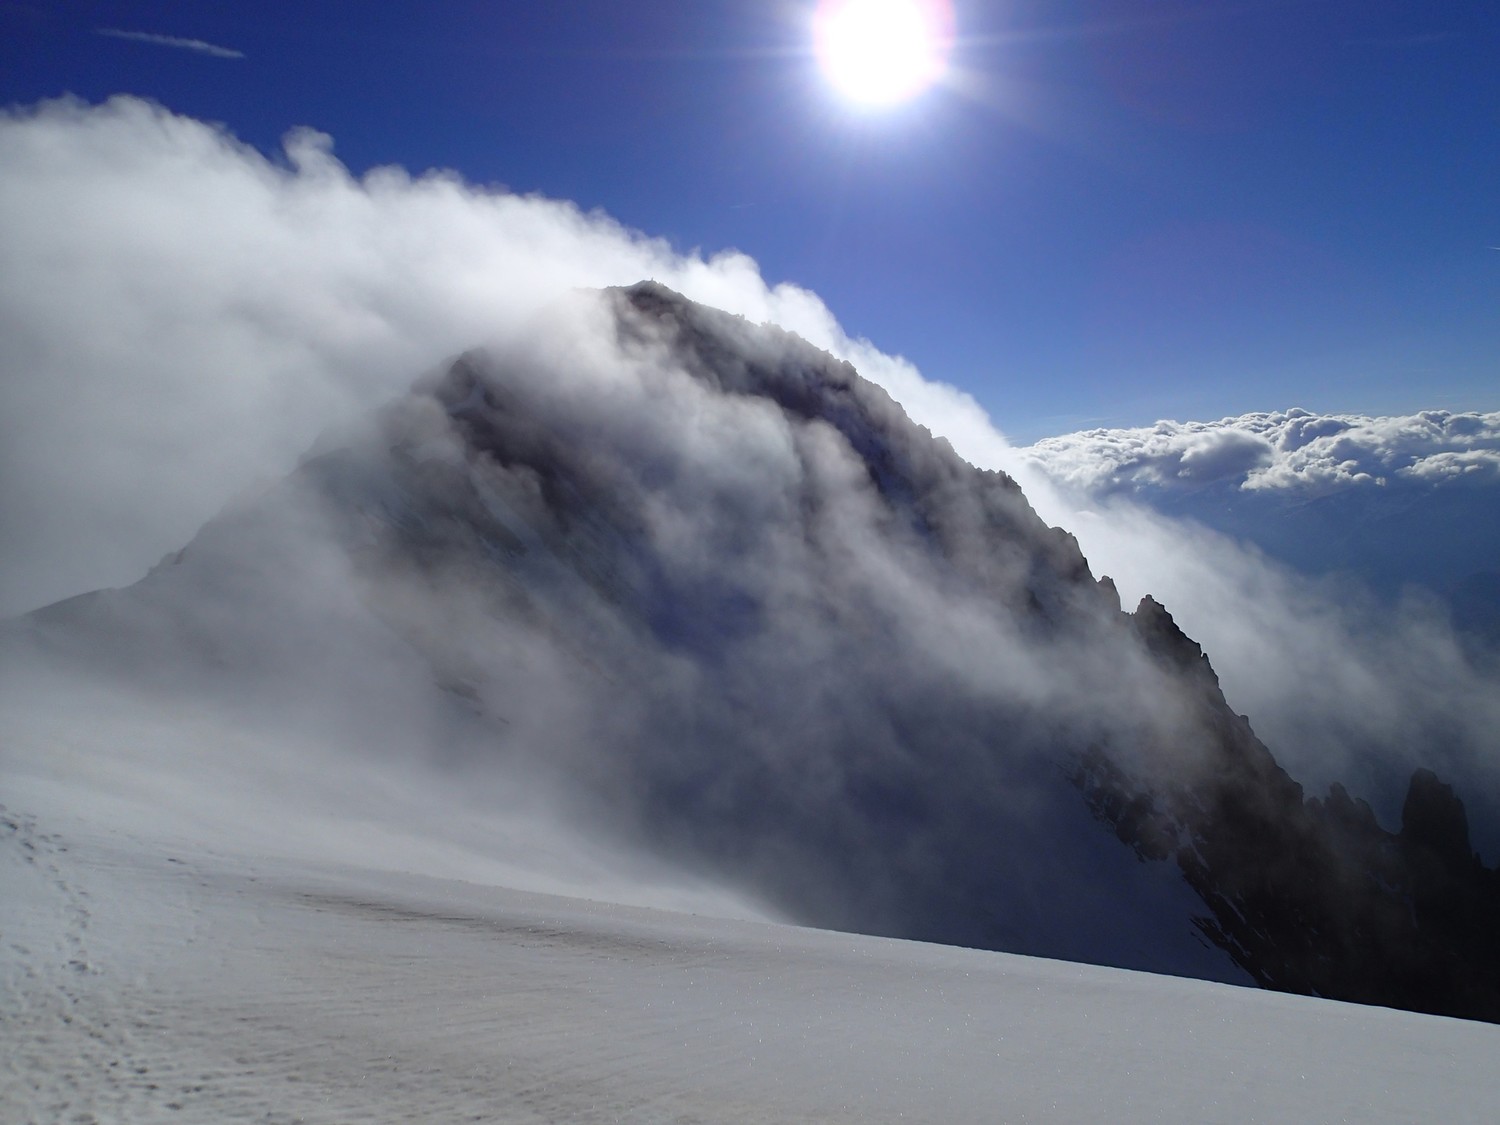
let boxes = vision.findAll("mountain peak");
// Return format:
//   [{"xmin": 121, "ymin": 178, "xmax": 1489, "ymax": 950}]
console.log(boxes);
[{"xmin": 8, "ymin": 284, "xmax": 1499, "ymax": 1022}]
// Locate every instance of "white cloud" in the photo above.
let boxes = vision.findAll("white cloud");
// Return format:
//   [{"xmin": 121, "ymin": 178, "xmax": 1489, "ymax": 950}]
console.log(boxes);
[
  {"xmin": 1022, "ymin": 407, "xmax": 1500, "ymax": 495},
  {"xmin": 96, "ymin": 28, "xmax": 246, "ymax": 60},
  {"xmin": 0, "ymin": 96, "xmax": 986, "ymax": 616}
]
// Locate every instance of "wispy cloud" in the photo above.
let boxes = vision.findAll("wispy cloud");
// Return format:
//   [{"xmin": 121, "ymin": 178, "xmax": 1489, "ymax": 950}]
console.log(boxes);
[{"xmin": 96, "ymin": 28, "xmax": 244, "ymax": 60}]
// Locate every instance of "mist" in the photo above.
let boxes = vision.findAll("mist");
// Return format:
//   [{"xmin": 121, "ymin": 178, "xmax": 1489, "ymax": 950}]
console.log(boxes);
[
  {"xmin": 2, "ymin": 272, "xmax": 1246, "ymax": 978},
  {"xmin": 3, "ymin": 95, "xmax": 1497, "ymax": 957},
  {"xmin": 1008, "ymin": 420, "xmax": 1500, "ymax": 856},
  {"xmin": 0, "ymin": 95, "xmax": 997, "ymax": 619}
]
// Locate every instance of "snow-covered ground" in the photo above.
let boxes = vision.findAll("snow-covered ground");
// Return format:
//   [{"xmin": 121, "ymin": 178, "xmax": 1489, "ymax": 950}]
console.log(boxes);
[{"xmin": 4, "ymin": 690, "xmax": 1498, "ymax": 1124}]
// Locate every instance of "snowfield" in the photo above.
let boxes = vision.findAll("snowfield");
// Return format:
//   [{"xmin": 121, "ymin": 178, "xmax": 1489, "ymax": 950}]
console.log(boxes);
[{"xmin": 4, "ymin": 696, "xmax": 1498, "ymax": 1124}]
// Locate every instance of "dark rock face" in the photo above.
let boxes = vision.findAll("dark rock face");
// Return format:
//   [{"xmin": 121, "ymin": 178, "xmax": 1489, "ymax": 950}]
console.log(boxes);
[{"xmin": 1077, "ymin": 598, "xmax": 1500, "ymax": 1022}]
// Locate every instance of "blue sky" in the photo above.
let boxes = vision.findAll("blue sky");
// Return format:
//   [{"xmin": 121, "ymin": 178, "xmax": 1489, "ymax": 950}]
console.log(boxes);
[{"xmin": 2, "ymin": 0, "xmax": 1496, "ymax": 441}]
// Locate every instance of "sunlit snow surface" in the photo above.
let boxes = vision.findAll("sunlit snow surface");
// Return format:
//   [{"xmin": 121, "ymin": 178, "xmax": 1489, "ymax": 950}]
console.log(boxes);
[{"xmin": 4, "ymin": 702, "xmax": 1498, "ymax": 1123}]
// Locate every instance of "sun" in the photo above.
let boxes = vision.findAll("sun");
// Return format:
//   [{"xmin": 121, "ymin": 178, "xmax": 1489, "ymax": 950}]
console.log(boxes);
[{"xmin": 813, "ymin": 0, "xmax": 955, "ymax": 108}]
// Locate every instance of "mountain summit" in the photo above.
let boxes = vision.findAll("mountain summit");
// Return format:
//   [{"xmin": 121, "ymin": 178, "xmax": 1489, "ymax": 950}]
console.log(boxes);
[{"xmin": 8, "ymin": 282, "xmax": 1497, "ymax": 1020}]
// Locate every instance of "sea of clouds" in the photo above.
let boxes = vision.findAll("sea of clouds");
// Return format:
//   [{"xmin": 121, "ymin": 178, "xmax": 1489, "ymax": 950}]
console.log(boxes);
[{"xmin": 1022, "ymin": 408, "xmax": 1500, "ymax": 495}]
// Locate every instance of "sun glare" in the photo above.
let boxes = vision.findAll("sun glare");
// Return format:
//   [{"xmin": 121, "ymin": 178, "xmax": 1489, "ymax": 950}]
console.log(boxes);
[{"xmin": 814, "ymin": 0, "xmax": 954, "ymax": 107}]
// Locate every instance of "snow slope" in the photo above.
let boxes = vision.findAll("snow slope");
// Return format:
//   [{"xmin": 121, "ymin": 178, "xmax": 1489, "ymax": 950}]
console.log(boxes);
[{"xmin": 4, "ymin": 692, "xmax": 1497, "ymax": 1124}]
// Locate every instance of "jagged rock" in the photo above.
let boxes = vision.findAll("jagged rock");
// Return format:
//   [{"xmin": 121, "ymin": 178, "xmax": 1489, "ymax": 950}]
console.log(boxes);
[
  {"xmin": 1079, "ymin": 629, "xmax": 1500, "ymax": 1020},
  {"xmin": 1402, "ymin": 768, "xmax": 1476, "ymax": 869}
]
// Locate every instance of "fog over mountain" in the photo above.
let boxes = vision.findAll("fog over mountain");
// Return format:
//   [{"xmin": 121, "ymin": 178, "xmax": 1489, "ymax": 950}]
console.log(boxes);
[
  {"xmin": 8, "ymin": 281, "xmax": 1500, "ymax": 1021},
  {"xmin": 1016, "ymin": 411, "xmax": 1500, "ymax": 839},
  {"xmin": 0, "ymin": 95, "xmax": 1002, "ymax": 621},
  {"xmin": 4, "ymin": 284, "xmax": 1227, "ymax": 976},
  {"xmin": 3, "ymin": 99, "xmax": 1499, "ymax": 1028}
]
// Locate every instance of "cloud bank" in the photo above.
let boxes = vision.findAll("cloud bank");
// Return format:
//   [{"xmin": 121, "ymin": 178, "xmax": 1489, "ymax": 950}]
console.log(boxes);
[
  {"xmin": 0, "ymin": 95, "xmax": 998, "ymax": 618},
  {"xmin": 1021, "ymin": 407, "xmax": 1500, "ymax": 495}
]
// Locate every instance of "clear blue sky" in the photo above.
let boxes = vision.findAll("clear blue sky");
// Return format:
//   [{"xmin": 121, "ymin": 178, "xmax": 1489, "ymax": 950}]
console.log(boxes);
[{"xmin": 3, "ymin": 0, "xmax": 1496, "ymax": 441}]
